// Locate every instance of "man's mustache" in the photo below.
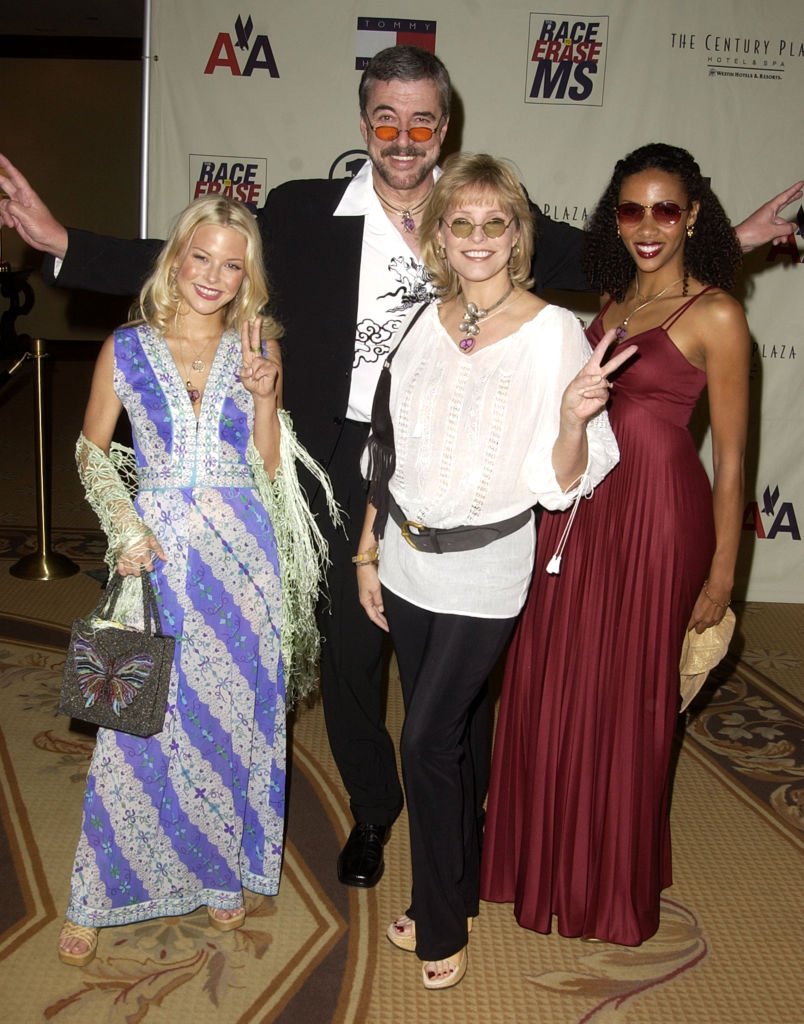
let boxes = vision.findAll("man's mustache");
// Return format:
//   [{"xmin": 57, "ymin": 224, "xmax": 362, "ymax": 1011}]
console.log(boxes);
[{"xmin": 380, "ymin": 144, "xmax": 425, "ymax": 158}]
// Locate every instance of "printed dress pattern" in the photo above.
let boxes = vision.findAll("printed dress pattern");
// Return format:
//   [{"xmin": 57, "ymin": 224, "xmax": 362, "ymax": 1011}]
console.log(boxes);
[{"xmin": 68, "ymin": 324, "xmax": 286, "ymax": 927}]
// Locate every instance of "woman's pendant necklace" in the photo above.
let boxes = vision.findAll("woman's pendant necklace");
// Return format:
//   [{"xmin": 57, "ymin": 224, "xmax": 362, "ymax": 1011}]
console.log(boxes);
[
  {"xmin": 458, "ymin": 284, "xmax": 515, "ymax": 352},
  {"xmin": 179, "ymin": 335, "xmax": 217, "ymax": 405},
  {"xmin": 615, "ymin": 277, "xmax": 683, "ymax": 340}
]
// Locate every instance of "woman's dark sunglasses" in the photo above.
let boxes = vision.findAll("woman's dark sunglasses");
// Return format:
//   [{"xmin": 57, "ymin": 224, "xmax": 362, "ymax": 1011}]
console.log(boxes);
[{"xmin": 615, "ymin": 201, "xmax": 689, "ymax": 227}]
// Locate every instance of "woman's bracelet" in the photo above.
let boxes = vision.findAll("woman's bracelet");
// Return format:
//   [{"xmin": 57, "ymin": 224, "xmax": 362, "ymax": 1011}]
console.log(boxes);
[
  {"xmin": 352, "ymin": 546, "xmax": 379, "ymax": 566},
  {"xmin": 703, "ymin": 579, "xmax": 731, "ymax": 610}
]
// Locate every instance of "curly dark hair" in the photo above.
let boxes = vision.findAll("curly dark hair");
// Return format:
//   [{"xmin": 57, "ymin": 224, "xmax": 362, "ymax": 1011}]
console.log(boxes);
[{"xmin": 583, "ymin": 142, "xmax": 742, "ymax": 301}]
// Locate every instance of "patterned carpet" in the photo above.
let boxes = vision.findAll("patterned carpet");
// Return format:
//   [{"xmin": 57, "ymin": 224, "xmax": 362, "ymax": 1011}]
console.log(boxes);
[
  {"xmin": 0, "ymin": 544, "xmax": 800, "ymax": 1023},
  {"xmin": 685, "ymin": 653, "xmax": 803, "ymax": 846}
]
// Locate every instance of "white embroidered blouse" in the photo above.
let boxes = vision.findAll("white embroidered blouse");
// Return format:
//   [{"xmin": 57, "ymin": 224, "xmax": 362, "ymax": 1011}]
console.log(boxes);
[{"xmin": 376, "ymin": 301, "xmax": 620, "ymax": 618}]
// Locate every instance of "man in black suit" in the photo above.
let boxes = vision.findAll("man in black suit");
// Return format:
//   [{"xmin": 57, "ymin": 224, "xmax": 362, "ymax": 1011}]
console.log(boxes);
[{"xmin": 0, "ymin": 46, "xmax": 800, "ymax": 891}]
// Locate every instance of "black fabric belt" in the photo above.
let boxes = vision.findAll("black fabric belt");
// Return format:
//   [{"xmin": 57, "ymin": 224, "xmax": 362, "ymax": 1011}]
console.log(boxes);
[{"xmin": 388, "ymin": 495, "xmax": 532, "ymax": 554}]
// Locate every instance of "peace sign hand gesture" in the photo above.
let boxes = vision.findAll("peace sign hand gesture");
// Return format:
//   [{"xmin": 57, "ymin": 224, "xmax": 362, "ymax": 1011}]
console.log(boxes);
[
  {"xmin": 561, "ymin": 329, "xmax": 636, "ymax": 426},
  {"xmin": 239, "ymin": 317, "xmax": 282, "ymax": 406}
]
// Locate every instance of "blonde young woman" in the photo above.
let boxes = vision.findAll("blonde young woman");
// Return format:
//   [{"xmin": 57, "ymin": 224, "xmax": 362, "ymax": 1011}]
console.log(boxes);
[
  {"xmin": 58, "ymin": 197, "xmax": 332, "ymax": 966},
  {"xmin": 355, "ymin": 153, "xmax": 635, "ymax": 989}
]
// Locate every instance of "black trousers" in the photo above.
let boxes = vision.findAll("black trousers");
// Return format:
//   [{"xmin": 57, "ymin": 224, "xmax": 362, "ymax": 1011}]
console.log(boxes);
[
  {"xmin": 312, "ymin": 420, "xmax": 403, "ymax": 826},
  {"xmin": 384, "ymin": 588, "xmax": 516, "ymax": 961}
]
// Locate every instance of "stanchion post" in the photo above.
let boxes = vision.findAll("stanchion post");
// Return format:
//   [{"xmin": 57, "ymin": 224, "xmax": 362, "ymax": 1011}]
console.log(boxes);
[{"xmin": 10, "ymin": 338, "xmax": 80, "ymax": 580}]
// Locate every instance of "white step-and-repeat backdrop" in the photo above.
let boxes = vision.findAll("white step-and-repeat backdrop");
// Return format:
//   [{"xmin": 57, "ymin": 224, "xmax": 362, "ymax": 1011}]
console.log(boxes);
[{"xmin": 145, "ymin": 1, "xmax": 803, "ymax": 600}]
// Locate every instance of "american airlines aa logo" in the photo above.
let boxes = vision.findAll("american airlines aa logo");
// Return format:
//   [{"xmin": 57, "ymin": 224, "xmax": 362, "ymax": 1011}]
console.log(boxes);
[
  {"xmin": 743, "ymin": 485, "xmax": 800, "ymax": 540},
  {"xmin": 204, "ymin": 15, "xmax": 279, "ymax": 77}
]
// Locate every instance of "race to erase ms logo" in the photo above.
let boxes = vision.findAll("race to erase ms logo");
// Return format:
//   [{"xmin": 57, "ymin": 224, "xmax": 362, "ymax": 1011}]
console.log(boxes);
[
  {"xmin": 525, "ymin": 14, "xmax": 608, "ymax": 105},
  {"xmin": 204, "ymin": 14, "xmax": 279, "ymax": 77},
  {"xmin": 189, "ymin": 155, "xmax": 268, "ymax": 211},
  {"xmin": 743, "ymin": 485, "xmax": 801, "ymax": 541}
]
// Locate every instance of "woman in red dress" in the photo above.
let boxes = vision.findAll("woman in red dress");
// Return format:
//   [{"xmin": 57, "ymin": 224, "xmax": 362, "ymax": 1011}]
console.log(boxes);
[{"xmin": 481, "ymin": 143, "xmax": 750, "ymax": 946}]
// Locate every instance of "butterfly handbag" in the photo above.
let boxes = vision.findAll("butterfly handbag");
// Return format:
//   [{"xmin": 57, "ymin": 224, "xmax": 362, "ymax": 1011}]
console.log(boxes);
[{"xmin": 59, "ymin": 571, "xmax": 175, "ymax": 737}]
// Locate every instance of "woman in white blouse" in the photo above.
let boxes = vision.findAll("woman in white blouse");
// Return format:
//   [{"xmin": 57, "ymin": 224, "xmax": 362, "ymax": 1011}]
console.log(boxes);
[{"xmin": 355, "ymin": 153, "xmax": 633, "ymax": 990}]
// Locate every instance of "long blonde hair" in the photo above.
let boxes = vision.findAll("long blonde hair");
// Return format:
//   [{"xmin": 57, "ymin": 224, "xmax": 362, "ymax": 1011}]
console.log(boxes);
[
  {"xmin": 134, "ymin": 196, "xmax": 281, "ymax": 338},
  {"xmin": 420, "ymin": 153, "xmax": 535, "ymax": 301}
]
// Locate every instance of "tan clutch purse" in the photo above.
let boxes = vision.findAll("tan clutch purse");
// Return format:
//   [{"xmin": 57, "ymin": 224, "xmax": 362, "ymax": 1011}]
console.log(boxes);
[{"xmin": 679, "ymin": 607, "xmax": 736, "ymax": 712}]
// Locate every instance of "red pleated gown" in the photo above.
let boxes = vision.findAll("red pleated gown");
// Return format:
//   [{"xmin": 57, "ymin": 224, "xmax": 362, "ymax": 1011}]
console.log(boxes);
[{"xmin": 480, "ymin": 293, "xmax": 716, "ymax": 945}]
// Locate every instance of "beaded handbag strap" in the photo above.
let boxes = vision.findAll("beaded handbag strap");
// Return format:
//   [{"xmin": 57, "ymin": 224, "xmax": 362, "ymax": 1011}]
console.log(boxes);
[{"xmin": 96, "ymin": 571, "xmax": 165, "ymax": 637}]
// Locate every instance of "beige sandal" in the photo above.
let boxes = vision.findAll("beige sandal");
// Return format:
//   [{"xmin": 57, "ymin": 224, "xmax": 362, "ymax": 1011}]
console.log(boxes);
[
  {"xmin": 387, "ymin": 913, "xmax": 473, "ymax": 952},
  {"xmin": 58, "ymin": 920, "xmax": 98, "ymax": 967},
  {"xmin": 207, "ymin": 906, "xmax": 246, "ymax": 932},
  {"xmin": 422, "ymin": 947, "xmax": 468, "ymax": 990}
]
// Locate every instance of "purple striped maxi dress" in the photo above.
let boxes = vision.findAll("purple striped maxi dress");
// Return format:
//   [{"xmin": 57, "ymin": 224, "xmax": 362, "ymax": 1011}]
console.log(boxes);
[{"xmin": 67, "ymin": 324, "xmax": 285, "ymax": 926}]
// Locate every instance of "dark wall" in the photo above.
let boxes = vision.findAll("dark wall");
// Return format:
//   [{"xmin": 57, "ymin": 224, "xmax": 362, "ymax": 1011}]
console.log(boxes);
[{"xmin": 1, "ymin": 56, "xmax": 142, "ymax": 341}]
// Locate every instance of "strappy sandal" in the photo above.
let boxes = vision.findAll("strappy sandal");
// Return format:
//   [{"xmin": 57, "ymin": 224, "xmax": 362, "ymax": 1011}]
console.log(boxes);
[
  {"xmin": 207, "ymin": 906, "xmax": 246, "ymax": 932},
  {"xmin": 387, "ymin": 913, "xmax": 474, "ymax": 952},
  {"xmin": 422, "ymin": 947, "xmax": 467, "ymax": 990},
  {"xmin": 58, "ymin": 920, "xmax": 98, "ymax": 967}
]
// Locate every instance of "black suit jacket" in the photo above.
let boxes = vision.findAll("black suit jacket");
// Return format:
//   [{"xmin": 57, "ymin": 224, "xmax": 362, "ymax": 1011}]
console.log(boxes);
[{"xmin": 46, "ymin": 177, "xmax": 589, "ymax": 467}]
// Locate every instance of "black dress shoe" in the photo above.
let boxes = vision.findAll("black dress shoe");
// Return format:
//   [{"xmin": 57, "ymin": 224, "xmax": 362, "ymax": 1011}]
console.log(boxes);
[{"xmin": 337, "ymin": 823, "xmax": 389, "ymax": 888}]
